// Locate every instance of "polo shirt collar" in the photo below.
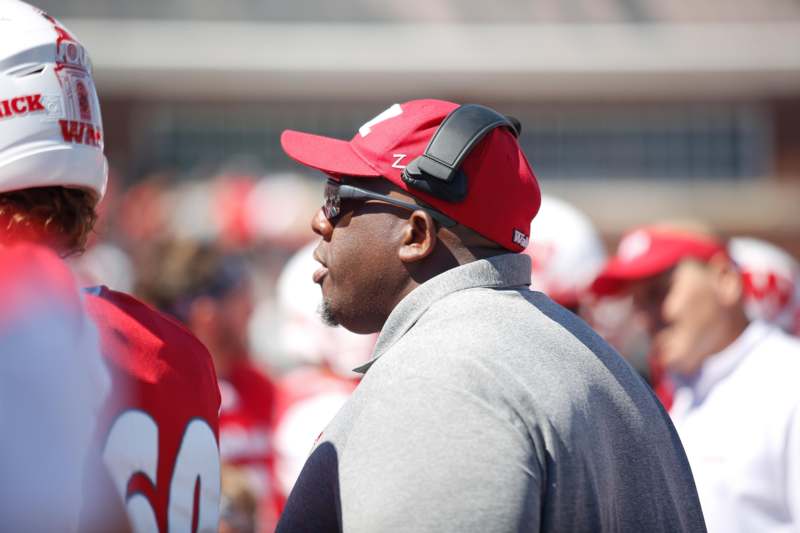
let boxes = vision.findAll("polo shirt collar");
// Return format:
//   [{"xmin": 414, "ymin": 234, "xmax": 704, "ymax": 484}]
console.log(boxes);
[{"xmin": 353, "ymin": 253, "xmax": 532, "ymax": 374}]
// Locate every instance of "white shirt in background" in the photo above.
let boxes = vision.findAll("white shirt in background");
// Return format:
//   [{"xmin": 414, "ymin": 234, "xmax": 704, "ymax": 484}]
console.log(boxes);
[{"xmin": 670, "ymin": 320, "xmax": 800, "ymax": 533}]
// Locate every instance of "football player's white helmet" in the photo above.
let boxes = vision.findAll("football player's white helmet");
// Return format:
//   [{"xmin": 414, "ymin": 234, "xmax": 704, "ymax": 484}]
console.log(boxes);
[{"xmin": 0, "ymin": 0, "xmax": 106, "ymax": 198}]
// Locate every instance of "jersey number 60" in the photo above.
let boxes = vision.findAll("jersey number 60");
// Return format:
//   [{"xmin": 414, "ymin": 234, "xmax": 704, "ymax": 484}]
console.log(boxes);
[{"xmin": 103, "ymin": 410, "xmax": 221, "ymax": 533}]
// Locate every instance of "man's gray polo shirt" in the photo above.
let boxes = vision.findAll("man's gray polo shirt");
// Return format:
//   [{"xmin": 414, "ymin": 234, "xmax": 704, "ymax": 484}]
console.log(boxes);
[{"xmin": 278, "ymin": 253, "xmax": 706, "ymax": 532}]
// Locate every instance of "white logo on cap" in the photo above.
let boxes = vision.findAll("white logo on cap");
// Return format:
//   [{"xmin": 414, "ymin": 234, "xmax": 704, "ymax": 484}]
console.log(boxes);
[
  {"xmin": 513, "ymin": 229, "xmax": 530, "ymax": 248},
  {"xmin": 359, "ymin": 103, "xmax": 402, "ymax": 137},
  {"xmin": 391, "ymin": 154, "xmax": 407, "ymax": 169},
  {"xmin": 618, "ymin": 230, "xmax": 651, "ymax": 262}
]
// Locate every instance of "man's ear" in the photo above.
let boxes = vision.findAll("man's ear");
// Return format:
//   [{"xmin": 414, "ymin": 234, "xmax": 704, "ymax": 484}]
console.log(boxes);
[
  {"xmin": 398, "ymin": 210, "xmax": 437, "ymax": 263},
  {"xmin": 709, "ymin": 253, "xmax": 743, "ymax": 307}
]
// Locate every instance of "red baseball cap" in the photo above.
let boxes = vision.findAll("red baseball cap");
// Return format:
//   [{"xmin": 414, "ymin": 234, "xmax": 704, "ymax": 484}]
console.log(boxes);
[
  {"xmin": 280, "ymin": 99, "xmax": 541, "ymax": 252},
  {"xmin": 591, "ymin": 226, "xmax": 727, "ymax": 295}
]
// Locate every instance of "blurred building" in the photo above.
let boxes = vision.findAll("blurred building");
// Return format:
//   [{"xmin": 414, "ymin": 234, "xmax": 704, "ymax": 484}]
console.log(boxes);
[{"xmin": 39, "ymin": 0, "xmax": 800, "ymax": 253}]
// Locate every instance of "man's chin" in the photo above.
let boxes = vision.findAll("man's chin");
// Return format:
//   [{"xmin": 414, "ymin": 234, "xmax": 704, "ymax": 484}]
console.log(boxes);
[
  {"xmin": 317, "ymin": 295, "xmax": 387, "ymax": 334},
  {"xmin": 317, "ymin": 298, "xmax": 340, "ymax": 327}
]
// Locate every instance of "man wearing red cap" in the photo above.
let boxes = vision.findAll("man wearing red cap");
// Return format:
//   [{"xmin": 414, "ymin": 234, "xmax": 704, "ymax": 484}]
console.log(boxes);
[
  {"xmin": 592, "ymin": 222, "xmax": 800, "ymax": 532},
  {"xmin": 276, "ymin": 100, "xmax": 705, "ymax": 532}
]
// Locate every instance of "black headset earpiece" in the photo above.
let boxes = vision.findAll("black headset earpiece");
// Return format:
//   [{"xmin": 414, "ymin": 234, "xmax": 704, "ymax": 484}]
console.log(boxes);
[{"xmin": 401, "ymin": 104, "xmax": 521, "ymax": 203}]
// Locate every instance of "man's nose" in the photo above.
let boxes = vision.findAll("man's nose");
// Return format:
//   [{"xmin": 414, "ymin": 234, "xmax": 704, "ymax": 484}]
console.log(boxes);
[{"xmin": 311, "ymin": 208, "xmax": 333, "ymax": 240}]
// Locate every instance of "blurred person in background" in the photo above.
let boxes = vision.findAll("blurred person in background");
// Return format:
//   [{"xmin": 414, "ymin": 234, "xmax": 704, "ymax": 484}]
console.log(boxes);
[
  {"xmin": 0, "ymin": 243, "xmax": 128, "ymax": 532},
  {"xmin": 0, "ymin": 2, "xmax": 221, "ymax": 531},
  {"xmin": 219, "ymin": 465, "xmax": 259, "ymax": 533},
  {"xmin": 270, "ymin": 241, "xmax": 374, "ymax": 512},
  {"xmin": 729, "ymin": 236, "xmax": 800, "ymax": 336},
  {"xmin": 522, "ymin": 194, "xmax": 607, "ymax": 314},
  {"xmin": 276, "ymin": 99, "xmax": 704, "ymax": 532},
  {"xmin": 592, "ymin": 221, "xmax": 800, "ymax": 532},
  {"xmin": 522, "ymin": 195, "xmax": 654, "ymax": 383},
  {"xmin": 140, "ymin": 240, "xmax": 278, "ymax": 531}
]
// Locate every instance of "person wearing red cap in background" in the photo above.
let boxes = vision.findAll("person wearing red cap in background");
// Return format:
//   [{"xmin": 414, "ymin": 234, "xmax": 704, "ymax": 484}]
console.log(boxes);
[
  {"xmin": 592, "ymin": 222, "xmax": 800, "ymax": 532},
  {"xmin": 0, "ymin": 3, "xmax": 221, "ymax": 531},
  {"xmin": 275, "ymin": 99, "xmax": 704, "ymax": 532}
]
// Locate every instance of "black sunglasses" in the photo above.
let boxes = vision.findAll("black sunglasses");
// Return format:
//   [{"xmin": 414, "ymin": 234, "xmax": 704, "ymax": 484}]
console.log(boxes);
[{"xmin": 323, "ymin": 180, "xmax": 456, "ymax": 227}]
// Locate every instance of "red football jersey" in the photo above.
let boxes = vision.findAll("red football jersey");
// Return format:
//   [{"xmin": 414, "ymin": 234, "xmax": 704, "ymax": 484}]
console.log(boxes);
[
  {"xmin": 218, "ymin": 360, "xmax": 277, "ymax": 529},
  {"xmin": 219, "ymin": 360, "xmax": 275, "ymax": 463},
  {"xmin": 85, "ymin": 287, "xmax": 221, "ymax": 533}
]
